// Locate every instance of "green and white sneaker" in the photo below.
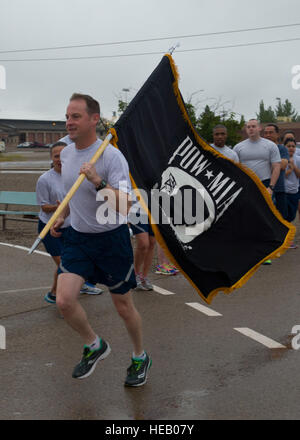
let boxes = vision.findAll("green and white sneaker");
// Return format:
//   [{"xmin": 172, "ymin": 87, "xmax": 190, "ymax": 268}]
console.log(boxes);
[
  {"xmin": 72, "ymin": 339, "xmax": 111, "ymax": 379},
  {"xmin": 124, "ymin": 353, "xmax": 152, "ymax": 387}
]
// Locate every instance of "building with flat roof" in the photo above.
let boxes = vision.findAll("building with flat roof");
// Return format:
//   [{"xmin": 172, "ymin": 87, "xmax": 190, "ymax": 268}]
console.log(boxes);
[
  {"xmin": 0, "ymin": 118, "xmax": 109, "ymax": 147},
  {"xmin": 0, "ymin": 119, "xmax": 67, "ymax": 147}
]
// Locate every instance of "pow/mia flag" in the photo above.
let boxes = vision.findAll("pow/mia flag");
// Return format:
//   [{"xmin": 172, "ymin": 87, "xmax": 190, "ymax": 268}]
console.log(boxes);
[{"xmin": 110, "ymin": 54, "xmax": 295, "ymax": 303}]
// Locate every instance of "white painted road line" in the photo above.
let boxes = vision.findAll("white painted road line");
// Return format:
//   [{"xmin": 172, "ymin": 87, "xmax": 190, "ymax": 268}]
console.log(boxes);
[
  {"xmin": 0, "ymin": 242, "xmax": 50, "ymax": 257},
  {"xmin": 234, "ymin": 327, "xmax": 286, "ymax": 349},
  {"xmin": 0, "ymin": 243, "xmax": 174, "ymax": 296},
  {"xmin": 186, "ymin": 302, "xmax": 222, "ymax": 317},
  {"xmin": 0, "ymin": 286, "xmax": 51, "ymax": 294},
  {"xmin": 153, "ymin": 285, "xmax": 176, "ymax": 295}
]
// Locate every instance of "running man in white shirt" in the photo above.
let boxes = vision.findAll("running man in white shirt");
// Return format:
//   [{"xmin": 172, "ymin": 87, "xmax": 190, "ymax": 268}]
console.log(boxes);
[{"xmin": 51, "ymin": 93, "xmax": 151, "ymax": 386}]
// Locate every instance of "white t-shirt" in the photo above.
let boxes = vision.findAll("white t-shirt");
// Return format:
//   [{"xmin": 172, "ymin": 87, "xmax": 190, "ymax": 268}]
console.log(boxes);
[
  {"xmin": 233, "ymin": 137, "xmax": 281, "ymax": 181},
  {"xmin": 61, "ymin": 139, "xmax": 131, "ymax": 233},
  {"xmin": 211, "ymin": 144, "xmax": 239, "ymax": 162},
  {"xmin": 58, "ymin": 134, "xmax": 72, "ymax": 145},
  {"xmin": 36, "ymin": 168, "xmax": 71, "ymax": 227},
  {"xmin": 285, "ymin": 155, "xmax": 300, "ymax": 194}
]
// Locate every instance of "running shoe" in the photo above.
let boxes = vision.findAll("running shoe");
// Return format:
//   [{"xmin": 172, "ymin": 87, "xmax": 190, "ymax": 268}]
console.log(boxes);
[
  {"xmin": 124, "ymin": 353, "xmax": 152, "ymax": 387},
  {"xmin": 72, "ymin": 339, "xmax": 111, "ymax": 379},
  {"xmin": 134, "ymin": 274, "xmax": 145, "ymax": 290},
  {"xmin": 142, "ymin": 277, "xmax": 153, "ymax": 291},
  {"xmin": 44, "ymin": 292, "xmax": 56, "ymax": 304},
  {"xmin": 154, "ymin": 263, "xmax": 176, "ymax": 275},
  {"xmin": 80, "ymin": 282, "xmax": 103, "ymax": 295},
  {"xmin": 165, "ymin": 263, "xmax": 179, "ymax": 273},
  {"xmin": 289, "ymin": 242, "xmax": 298, "ymax": 249}
]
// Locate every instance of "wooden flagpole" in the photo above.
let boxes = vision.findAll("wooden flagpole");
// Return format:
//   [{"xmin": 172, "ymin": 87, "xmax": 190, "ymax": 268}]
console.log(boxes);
[{"xmin": 28, "ymin": 132, "xmax": 113, "ymax": 255}]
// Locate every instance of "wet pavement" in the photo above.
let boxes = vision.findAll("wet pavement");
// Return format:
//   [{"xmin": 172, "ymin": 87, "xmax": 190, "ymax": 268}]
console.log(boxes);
[
  {"xmin": 0, "ymin": 159, "xmax": 299, "ymax": 420},
  {"xmin": 0, "ymin": 240, "xmax": 300, "ymax": 420}
]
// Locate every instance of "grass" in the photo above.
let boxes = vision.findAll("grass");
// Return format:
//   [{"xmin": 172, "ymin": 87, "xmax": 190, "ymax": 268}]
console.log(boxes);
[{"xmin": 0, "ymin": 154, "xmax": 26, "ymax": 162}]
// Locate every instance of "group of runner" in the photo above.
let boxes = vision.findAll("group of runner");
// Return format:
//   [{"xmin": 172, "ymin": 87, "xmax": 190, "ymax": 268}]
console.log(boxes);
[
  {"xmin": 34, "ymin": 92, "xmax": 299, "ymax": 388},
  {"xmin": 211, "ymin": 120, "xmax": 300, "ymax": 257}
]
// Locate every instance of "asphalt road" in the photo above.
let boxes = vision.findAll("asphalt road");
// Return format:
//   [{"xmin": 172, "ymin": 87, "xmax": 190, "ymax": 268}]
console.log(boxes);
[
  {"xmin": 0, "ymin": 238, "xmax": 299, "ymax": 420},
  {"xmin": 0, "ymin": 160, "xmax": 300, "ymax": 420}
]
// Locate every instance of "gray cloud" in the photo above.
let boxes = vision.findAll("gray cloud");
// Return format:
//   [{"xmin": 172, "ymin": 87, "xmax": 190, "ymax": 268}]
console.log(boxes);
[{"xmin": 0, "ymin": 0, "xmax": 299, "ymax": 122}]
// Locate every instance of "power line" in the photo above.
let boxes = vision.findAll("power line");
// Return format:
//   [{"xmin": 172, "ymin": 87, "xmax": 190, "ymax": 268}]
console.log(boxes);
[
  {"xmin": 0, "ymin": 22, "xmax": 299, "ymax": 54},
  {"xmin": 0, "ymin": 36, "xmax": 299, "ymax": 62}
]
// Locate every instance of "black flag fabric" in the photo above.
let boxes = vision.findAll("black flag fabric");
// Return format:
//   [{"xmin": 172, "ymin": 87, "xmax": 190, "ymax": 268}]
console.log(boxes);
[{"xmin": 110, "ymin": 54, "xmax": 295, "ymax": 303}]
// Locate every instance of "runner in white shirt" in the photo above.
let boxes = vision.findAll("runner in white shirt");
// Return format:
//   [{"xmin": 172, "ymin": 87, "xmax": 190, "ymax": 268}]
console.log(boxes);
[
  {"xmin": 284, "ymin": 138, "xmax": 300, "ymax": 223},
  {"xmin": 51, "ymin": 93, "xmax": 151, "ymax": 386},
  {"xmin": 233, "ymin": 119, "xmax": 281, "ymax": 266},
  {"xmin": 211, "ymin": 124, "xmax": 239, "ymax": 162},
  {"xmin": 233, "ymin": 119, "xmax": 281, "ymax": 192}
]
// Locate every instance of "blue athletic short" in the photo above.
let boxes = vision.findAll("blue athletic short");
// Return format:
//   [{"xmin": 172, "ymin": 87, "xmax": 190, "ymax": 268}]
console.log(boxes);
[
  {"xmin": 58, "ymin": 224, "xmax": 136, "ymax": 294},
  {"xmin": 129, "ymin": 221, "xmax": 154, "ymax": 236},
  {"xmin": 286, "ymin": 193, "xmax": 299, "ymax": 222},
  {"xmin": 38, "ymin": 219, "xmax": 69, "ymax": 257}
]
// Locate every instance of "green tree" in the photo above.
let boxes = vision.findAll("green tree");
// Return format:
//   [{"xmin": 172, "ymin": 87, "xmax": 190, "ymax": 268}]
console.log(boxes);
[
  {"xmin": 197, "ymin": 105, "xmax": 221, "ymax": 142},
  {"xmin": 221, "ymin": 112, "xmax": 245, "ymax": 146},
  {"xmin": 275, "ymin": 98, "xmax": 298, "ymax": 121},
  {"xmin": 256, "ymin": 100, "xmax": 276, "ymax": 122},
  {"xmin": 256, "ymin": 98, "xmax": 299, "ymax": 122},
  {"xmin": 185, "ymin": 103, "xmax": 244, "ymax": 147},
  {"xmin": 118, "ymin": 99, "xmax": 128, "ymax": 115},
  {"xmin": 184, "ymin": 101, "xmax": 198, "ymax": 127}
]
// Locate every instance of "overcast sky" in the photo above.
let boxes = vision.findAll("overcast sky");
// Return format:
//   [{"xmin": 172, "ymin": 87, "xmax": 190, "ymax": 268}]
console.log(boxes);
[{"xmin": 0, "ymin": 0, "xmax": 299, "ymax": 122}]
